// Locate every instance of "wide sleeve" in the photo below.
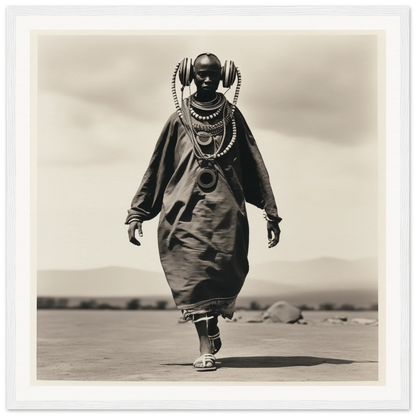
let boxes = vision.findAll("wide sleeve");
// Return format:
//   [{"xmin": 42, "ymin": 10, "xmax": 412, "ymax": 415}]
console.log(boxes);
[
  {"xmin": 125, "ymin": 114, "xmax": 179, "ymax": 224},
  {"xmin": 235, "ymin": 107, "xmax": 282, "ymax": 224}
]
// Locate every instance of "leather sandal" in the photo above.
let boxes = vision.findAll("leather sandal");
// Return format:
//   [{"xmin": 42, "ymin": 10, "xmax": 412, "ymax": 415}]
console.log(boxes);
[
  {"xmin": 193, "ymin": 354, "xmax": 217, "ymax": 371},
  {"xmin": 208, "ymin": 331, "xmax": 222, "ymax": 355}
]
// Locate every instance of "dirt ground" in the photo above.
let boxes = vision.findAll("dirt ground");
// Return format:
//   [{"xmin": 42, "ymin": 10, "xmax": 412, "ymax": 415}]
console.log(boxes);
[{"xmin": 37, "ymin": 310, "xmax": 378, "ymax": 382}]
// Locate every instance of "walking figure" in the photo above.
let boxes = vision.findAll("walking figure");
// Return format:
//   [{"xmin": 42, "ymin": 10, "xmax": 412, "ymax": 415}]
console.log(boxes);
[{"xmin": 126, "ymin": 53, "xmax": 282, "ymax": 371}]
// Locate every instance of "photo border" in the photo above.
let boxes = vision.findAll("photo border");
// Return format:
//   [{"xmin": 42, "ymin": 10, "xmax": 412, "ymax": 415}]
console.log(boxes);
[{"xmin": 2, "ymin": 2, "xmax": 414, "ymax": 415}]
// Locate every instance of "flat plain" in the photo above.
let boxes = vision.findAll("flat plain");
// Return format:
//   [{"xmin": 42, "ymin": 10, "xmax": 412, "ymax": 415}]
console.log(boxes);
[{"xmin": 37, "ymin": 310, "xmax": 379, "ymax": 383}]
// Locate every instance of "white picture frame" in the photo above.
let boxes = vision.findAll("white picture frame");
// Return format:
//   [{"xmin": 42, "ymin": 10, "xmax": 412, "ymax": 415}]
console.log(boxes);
[{"xmin": 3, "ymin": 2, "xmax": 414, "ymax": 415}]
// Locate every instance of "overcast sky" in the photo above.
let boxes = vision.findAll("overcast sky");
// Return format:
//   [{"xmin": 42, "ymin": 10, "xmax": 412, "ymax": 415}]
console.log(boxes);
[{"xmin": 37, "ymin": 33, "xmax": 379, "ymax": 272}]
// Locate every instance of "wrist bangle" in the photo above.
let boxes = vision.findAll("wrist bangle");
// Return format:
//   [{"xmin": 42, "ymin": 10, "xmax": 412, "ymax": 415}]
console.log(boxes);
[
  {"xmin": 262, "ymin": 209, "xmax": 273, "ymax": 223},
  {"xmin": 262, "ymin": 209, "xmax": 282, "ymax": 224}
]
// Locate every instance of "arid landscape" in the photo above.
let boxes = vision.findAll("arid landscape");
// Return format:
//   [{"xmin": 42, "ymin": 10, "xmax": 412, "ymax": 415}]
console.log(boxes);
[
  {"xmin": 37, "ymin": 257, "xmax": 379, "ymax": 382},
  {"xmin": 37, "ymin": 309, "xmax": 378, "ymax": 382},
  {"xmin": 37, "ymin": 258, "xmax": 378, "ymax": 310}
]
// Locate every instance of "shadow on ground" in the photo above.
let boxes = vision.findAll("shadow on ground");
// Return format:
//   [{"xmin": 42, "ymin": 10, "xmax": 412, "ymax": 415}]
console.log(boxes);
[{"xmin": 163, "ymin": 356, "xmax": 378, "ymax": 369}]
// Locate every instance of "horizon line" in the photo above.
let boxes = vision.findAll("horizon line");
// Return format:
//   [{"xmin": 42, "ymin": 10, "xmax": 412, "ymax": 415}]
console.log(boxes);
[{"xmin": 38, "ymin": 255, "xmax": 378, "ymax": 272}]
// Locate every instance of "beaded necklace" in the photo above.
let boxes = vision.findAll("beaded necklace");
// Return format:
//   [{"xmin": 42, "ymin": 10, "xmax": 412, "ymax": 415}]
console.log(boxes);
[
  {"xmin": 183, "ymin": 100, "xmax": 237, "ymax": 161},
  {"xmin": 171, "ymin": 61, "xmax": 241, "ymax": 161},
  {"xmin": 190, "ymin": 92, "xmax": 225, "ymax": 111},
  {"xmin": 192, "ymin": 104, "xmax": 232, "ymax": 134},
  {"xmin": 189, "ymin": 93, "xmax": 226, "ymax": 121},
  {"xmin": 171, "ymin": 61, "xmax": 241, "ymax": 190},
  {"xmin": 189, "ymin": 105, "xmax": 222, "ymax": 121}
]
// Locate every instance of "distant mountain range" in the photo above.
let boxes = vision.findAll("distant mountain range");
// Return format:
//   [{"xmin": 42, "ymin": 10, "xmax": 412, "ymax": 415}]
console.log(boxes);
[{"xmin": 38, "ymin": 257, "xmax": 378, "ymax": 308}]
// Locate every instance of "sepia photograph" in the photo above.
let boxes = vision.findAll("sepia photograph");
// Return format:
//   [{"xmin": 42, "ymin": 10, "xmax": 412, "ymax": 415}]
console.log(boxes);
[
  {"xmin": 7, "ymin": 6, "xmax": 409, "ymax": 410},
  {"xmin": 36, "ymin": 31, "xmax": 381, "ymax": 383}
]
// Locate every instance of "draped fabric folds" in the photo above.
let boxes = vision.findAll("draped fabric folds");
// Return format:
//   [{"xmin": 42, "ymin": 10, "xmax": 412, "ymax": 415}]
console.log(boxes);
[{"xmin": 126, "ymin": 106, "xmax": 281, "ymax": 319}]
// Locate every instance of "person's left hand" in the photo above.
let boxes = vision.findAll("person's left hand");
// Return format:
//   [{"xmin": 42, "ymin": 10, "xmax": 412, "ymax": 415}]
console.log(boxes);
[{"xmin": 267, "ymin": 222, "xmax": 280, "ymax": 248}]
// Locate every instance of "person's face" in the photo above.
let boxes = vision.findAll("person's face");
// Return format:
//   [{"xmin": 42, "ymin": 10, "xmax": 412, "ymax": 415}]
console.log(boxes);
[{"xmin": 193, "ymin": 55, "xmax": 221, "ymax": 98}]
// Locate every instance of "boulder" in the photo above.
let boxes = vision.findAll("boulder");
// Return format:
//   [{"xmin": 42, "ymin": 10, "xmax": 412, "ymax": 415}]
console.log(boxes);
[
  {"xmin": 262, "ymin": 301, "xmax": 302, "ymax": 324},
  {"xmin": 322, "ymin": 318, "xmax": 347, "ymax": 325}
]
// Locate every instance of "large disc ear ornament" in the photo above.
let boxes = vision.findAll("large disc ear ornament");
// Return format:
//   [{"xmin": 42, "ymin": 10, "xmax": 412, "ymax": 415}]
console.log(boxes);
[
  {"xmin": 178, "ymin": 58, "xmax": 194, "ymax": 87},
  {"xmin": 222, "ymin": 60, "xmax": 237, "ymax": 88},
  {"xmin": 197, "ymin": 167, "xmax": 218, "ymax": 191}
]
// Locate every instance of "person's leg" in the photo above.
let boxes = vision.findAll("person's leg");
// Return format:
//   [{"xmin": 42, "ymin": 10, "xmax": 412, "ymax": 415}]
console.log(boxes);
[
  {"xmin": 208, "ymin": 314, "xmax": 219, "ymax": 335},
  {"xmin": 193, "ymin": 317, "xmax": 216, "ymax": 370},
  {"xmin": 208, "ymin": 314, "xmax": 222, "ymax": 354},
  {"xmin": 194, "ymin": 319, "xmax": 212, "ymax": 356}
]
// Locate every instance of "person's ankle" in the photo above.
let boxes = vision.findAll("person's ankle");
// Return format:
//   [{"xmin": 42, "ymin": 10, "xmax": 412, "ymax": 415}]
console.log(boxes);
[{"xmin": 199, "ymin": 340, "xmax": 211, "ymax": 355}]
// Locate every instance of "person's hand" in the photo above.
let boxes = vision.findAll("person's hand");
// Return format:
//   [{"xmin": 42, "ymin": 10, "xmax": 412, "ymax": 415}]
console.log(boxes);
[
  {"xmin": 128, "ymin": 221, "xmax": 143, "ymax": 246},
  {"xmin": 267, "ymin": 222, "xmax": 280, "ymax": 248}
]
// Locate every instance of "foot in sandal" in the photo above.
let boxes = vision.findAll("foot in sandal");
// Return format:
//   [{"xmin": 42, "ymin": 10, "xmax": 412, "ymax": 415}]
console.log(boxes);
[{"xmin": 193, "ymin": 353, "xmax": 217, "ymax": 371}]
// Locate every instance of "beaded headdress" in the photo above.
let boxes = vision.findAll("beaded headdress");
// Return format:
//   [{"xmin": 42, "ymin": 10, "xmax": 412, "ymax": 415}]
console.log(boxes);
[{"xmin": 171, "ymin": 55, "xmax": 242, "ymax": 190}]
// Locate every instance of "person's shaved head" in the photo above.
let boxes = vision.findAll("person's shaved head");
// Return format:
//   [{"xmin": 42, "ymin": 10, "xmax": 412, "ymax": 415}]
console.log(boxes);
[
  {"xmin": 194, "ymin": 53, "xmax": 221, "ymax": 69},
  {"xmin": 193, "ymin": 53, "xmax": 222, "ymax": 101}
]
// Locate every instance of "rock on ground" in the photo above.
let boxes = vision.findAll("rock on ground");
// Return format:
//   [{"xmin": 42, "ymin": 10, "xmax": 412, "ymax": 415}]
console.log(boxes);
[
  {"xmin": 262, "ymin": 301, "xmax": 302, "ymax": 323},
  {"xmin": 321, "ymin": 318, "xmax": 347, "ymax": 325},
  {"xmin": 351, "ymin": 318, "xmax": 378, "ymax": 325}
]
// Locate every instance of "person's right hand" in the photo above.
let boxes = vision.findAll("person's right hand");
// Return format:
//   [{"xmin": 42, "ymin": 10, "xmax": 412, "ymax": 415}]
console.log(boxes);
[{"xmin": 128, "ymin": 221, "xmax": 143, "ymax": 246}]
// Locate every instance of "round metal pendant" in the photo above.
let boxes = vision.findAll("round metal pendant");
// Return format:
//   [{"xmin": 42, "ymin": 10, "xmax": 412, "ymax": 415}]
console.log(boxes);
[
  {"xmin": 196, "ymin": 131, "xmax": 213, "ymax": 146},
  {"xmin": 197, "ymin": 167, "xmax": 217, "ymax": 190}
]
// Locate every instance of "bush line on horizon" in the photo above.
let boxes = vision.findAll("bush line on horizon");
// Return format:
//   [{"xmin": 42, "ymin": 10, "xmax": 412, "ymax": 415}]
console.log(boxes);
[{"xmin": 36, "ymin": 297, "xmax": 378, "ymax": 312}]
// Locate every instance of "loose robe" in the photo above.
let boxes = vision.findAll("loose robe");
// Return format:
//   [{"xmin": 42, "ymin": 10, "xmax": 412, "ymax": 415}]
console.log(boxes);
[{"xmin": 125, "ymin": 106, "xmax": 281, "ymax": 319}]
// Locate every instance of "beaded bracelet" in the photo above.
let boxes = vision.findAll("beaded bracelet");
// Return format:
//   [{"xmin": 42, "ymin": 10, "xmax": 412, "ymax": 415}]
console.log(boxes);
[
  {"xmin": 262, "ymin": 210, "xmax": 273, "ymax": 222},
  {"xmin": 262, "ymin": 210, "xmax": 282, "ymax": 224}
]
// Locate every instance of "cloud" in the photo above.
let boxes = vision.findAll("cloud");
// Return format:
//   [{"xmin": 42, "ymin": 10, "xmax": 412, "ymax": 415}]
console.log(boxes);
[
  {"xmin": 37, "ymin": 127, "xmax": 378, "ymax": 271},
  {"xmin": 236, "ymin": 35, "xmax": 378, "ymax": 145},
  {"xmin": 38, "ymin": 34, "xmax": 378, "ymax": 150},
  {"xmin": 36, "ymin": 33, "xmax": 379, "ymax": 268},
  {"xmin": 38, "ymin": 89, "xmax": 165, "ymax": 166},
  {"xmin": 38, "ymin": 35, "xmax": 180, "ymax": 123}
]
